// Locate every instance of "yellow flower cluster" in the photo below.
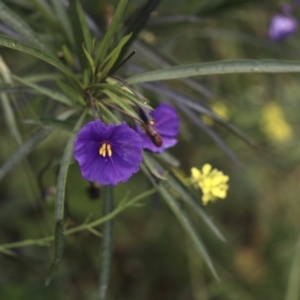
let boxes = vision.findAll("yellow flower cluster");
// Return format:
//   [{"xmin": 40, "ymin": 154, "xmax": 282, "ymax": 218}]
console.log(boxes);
[
  {"xmin": 260, "ymin": 102, "xmax": 292, "ymax": 143},
  {"xmin": 191, "ymin": 164, "xmax": 229, "ymax": 205}
]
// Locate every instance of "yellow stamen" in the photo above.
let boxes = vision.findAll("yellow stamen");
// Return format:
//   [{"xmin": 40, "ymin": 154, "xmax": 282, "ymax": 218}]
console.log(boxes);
[
  {"xmin": 99, "ymin": 142, "xmax": 113, "ymax": 157},
  {"xmin": 107, "ymin": 144, "xmax": 112, "ymax": 157}
]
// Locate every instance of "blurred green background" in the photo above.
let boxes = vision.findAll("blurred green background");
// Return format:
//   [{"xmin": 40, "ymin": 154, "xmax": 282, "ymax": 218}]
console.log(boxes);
[{"xmin": 1, "ymin": 0, "xmax": 300, "ymax": 299}]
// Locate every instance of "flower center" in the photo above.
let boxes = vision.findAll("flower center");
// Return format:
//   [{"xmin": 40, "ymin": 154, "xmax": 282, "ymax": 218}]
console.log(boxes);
[{"xmin": 99, "ymin": 142, "xmax": 112, "ymax": 157}]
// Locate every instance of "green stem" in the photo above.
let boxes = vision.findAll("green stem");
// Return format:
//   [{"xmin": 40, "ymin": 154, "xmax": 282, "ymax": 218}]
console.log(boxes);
[{"xmin": 0, "ymin": 188, "xmax": 157, "ymax": 251}]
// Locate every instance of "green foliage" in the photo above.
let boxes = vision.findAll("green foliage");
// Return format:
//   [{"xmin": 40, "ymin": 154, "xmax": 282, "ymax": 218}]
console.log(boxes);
[{"xmin": 0, "ymin": 0, "xmax": 300, "ymax": 299}]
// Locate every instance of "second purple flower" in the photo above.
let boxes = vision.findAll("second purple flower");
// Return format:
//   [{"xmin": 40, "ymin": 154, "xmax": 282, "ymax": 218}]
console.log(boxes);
[{"xmin": 135, "ymin": 103, "xmax": 180, "ymax": 153}]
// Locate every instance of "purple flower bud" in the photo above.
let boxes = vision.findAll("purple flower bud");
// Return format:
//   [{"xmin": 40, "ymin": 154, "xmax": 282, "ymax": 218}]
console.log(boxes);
[
  {"xmin": 135, "ymin": 103, "xmax": 180, "ymax": 153},
  {"xmin": 268, "ymin": 14, "xmax": 298, "ymax": 41},
  {"xmin": 74, "ymin": 120, "xmax": 143, "ymax": 186}
]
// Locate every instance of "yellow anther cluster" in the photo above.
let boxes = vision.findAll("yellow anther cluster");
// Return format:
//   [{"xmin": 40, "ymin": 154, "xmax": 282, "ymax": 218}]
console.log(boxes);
[
  {"xmin": 191, "ymin": 164, "xmax": 229, "ymax": 205},
  {"xmin": 99, "ymin": 142, "xmax": 112, "ymax": 157}
]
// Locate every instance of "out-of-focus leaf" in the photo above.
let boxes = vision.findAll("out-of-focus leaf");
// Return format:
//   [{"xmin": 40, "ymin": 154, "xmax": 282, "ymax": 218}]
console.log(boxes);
[
  {"xmin": 0, "ymin": 1, "xmax": 50, "ymax": 53},
  {"xmin": 167, "ymin": 172, "xmax": 226, "ymax": 242},
  {"xmin": 284, "ymin": 236, "xmax": 300, "ymax": 300},
  {"xmin": 96, "ymin": 0, "xmax": 128, "ymax": 65},
  {"xmin": 159, "ymin": 184, "xmax": 220, "ymax": 281},
  {"xmin": 46, "ymin": 111, "xmax": 86, "ymax": 286},
  {"xmin": 155, "ymin": 152, "xmax": 180, "ymax": 168},
  {"xmin": 69, "ymin": 0, "xmax": 89, "ymax": 70},
  {"xmin": 141, "ymin": 164, "xmax": 219, "ymax": 280},
  {"xmin": 99, "ymin": 186, "xmax": 114, "ymax": 300},
  {"xmin": 127, "ymin": 59, "xmax": 300, "ymax": 84},
  {"xmin": 98, "ymin": 101, "xmax": 121, "ymax": 124},
  {"xmin": 22, "ymin": 118, "xmax": 74, "ymax": 131},
  {"xmin": 75, "ymin": 0, "xmax": 92, "ymax": 53},
  {"xmin": 0, "ymin": 109, "xmax": 78, "ymax": 182},
  {"xmin": 179, "ymin": 104, "xmax": 242, "ymax": 168},
  {"xmin": 0, "ymin": 56, "xmax": 22, "ymax": 145},
  {"xmin": 12, "ymin": 75, "xmax": 76, "ymax": 107},
  {"xmin": 142, "ymin": 82, "xmax": 258, "ymax": 152},
  {"xmin": 143, "ymin": 152, "xmax": 167, "ymax": 181},
  {"xmin": 50, "ymin": 0, "xmax": 74, "ymax": 46},
  {"xmin": 0, "ymin": 128, "xmax": 51, "ymax": 182},
  {"xmin": 134, "ymin": 40, "xmax": 213, "ymax": 99},
  {"xmin": 117, "ymin": 0, "xmax": 160, "ymax": 64},
  {"xmin": 0, "ymin": 34, "xmax": 77, "ymax": 81}
]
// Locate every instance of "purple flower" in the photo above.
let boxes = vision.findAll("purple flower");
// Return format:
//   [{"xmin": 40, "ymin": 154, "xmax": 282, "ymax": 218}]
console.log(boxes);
[
  {"xmin": 74, "ymin": 120, "xmax": 143, "ymax": 186},
  {"xmin": 268, "ymin": 14, "xmax": 298, "ymax": 41},
  {"xmin": 135, "ymin": 103, "xmax": 180, "ymax": 153}
]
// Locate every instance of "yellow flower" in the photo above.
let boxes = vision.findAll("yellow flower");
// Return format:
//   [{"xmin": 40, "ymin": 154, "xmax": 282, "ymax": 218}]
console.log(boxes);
[
  {"xmin": 260, "ymin": 102, "xmax": 292, "ymax": 143},
  {"xmin": 202, "ymin": 101, "xmax": 230, "ymax": 126},
  {"xmin": 191, "ymin": 164, "xmax": 229, "ymax": 205}
]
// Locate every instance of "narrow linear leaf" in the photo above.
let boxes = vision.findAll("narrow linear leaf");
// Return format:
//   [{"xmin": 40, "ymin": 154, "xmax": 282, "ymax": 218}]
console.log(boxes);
[
  {"xmin": 126, "ymin": 59, "xmax": 300, "ymax": 84},
  {"xmin": 46, "ymin": 111, "xmax": 86, "ymax": 286},
  {"xmin": 45, "ymin": 221, "xmax": 65, "ymax": 286},
  {"xmin": 0, "ymin": 34, "xmax": 77, "ymax": 80},
  {"xmin": 96, "ymin": 0, "xmax": 128, "ymax": 64},
  {"xmin": 167, "ymin": 173, "xmax": 226, "ymax": 242},
  {"xmin": 99, "ymin": 186, "xmax": 114, "ymax": 300},
  {"xmin": 22, "ymin": 118, "xmax": 74, "ymax": 132},
  {"xmin": 82, "ymin": 44, "xmax": 96, "ymax": 75},
  {"xmin": 143, "ymin": 152, "xmax": 167, "ymax": 180},
  {"xmin": 12, "ymin": 75, "xmax": 76, "ymax": 107},
  {"xmin": 0, "ymin": 128, "xmax": 51, "ymax": 182},
  {"xmin": 141, "ymin": 165, "xmax": 219, "ymax": 280},
  {"xmin": 0, "ymin": 1, "xmax": 49, "ymax": 52},
  {"xmin": 100, "ymin": 33, "xmax": 132, "ymax": 79},
  {"xmin": 0, "ymin": 56, "xmax": 22, "ymax": 145},
  {"xmin": 75, "ymin": 0, "xmax": 92, "ymax": 53},
  {"xmin": 102, "ymin": 89, "xmax": 138, "ymax": 117},
  {"xmin": 0, "ymin": 109, "xmax": 78, "ymax": 182},
  {"xmin": 95, "ymin": 83, "xmax": 153, "ymax": 110},
  {"xmin": 179, "ymin": 104, "xmax": 242, "ymax": 168},
  {"xmin": 159, "ymin": 184, "xmax": 220, "ymax": 281},
  {"xmin": 50, "ymin": 0, "xmax": 74, "ymax": 46},
  {"xmin": 69, "ymin": 0, "xmax": 88, "ymax": 70},
  {"xmin": 284, "ymin": 236, "xmax": 300, "ymax": 300},
  {"xmin": 0, "ymin": 189, "xmax": 157, "ymax": 251}
]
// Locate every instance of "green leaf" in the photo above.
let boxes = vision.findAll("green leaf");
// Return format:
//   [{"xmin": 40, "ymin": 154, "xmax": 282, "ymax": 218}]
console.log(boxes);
[
  {"xmin": 159, "ymin": 184, "xmax": 220, "ymax": 281},
  {"xmin": 143, "ymin": 152, "xmax": 167, "ymax": 181},
  {"xmin": 0, "ymin": 34, "xmax": 77, "ymax": 81},
  {"xmin": 12, "ymin": 75, "xmax": 76, "ymax": 107},
  {"xmin": 98, "ymin": 101, "xmax": 121, "ymax": 124},
  {"xmin": 126, "ymin": 59, "xmax": 300, "ymax": 84},
  {"xmin": 167, "ymin": 172, "xmax": 226, "ymax": 242},
  {"xmin": 95, "ymin": 83, "xmax": 153, "ymax": 110},
  {"xmin": 284, "ymin": 236, "xmax": 300, "ymax": 300},
  {"xmin": 0, "ymin": 128, "xmax": 52, "ymax": 182},
  {"xmin": 69, "ymin": 0, "xmax": 88, "ymax": 70},
  {"xmin": 100, "ymin": 33, "xmax": 132, "ymax": 79},
  {"xmin": 22, "ymin": 118, "xmax": 75, "ymax": 132},
  {"xmin": 0, "ymin": 56, "xmax": 22, "ymax": 145},
  {"xmin": 0, "ymin": 109, "xmax": 78, "ymax": 182},
  {"xmin": 75, "ymin": 0, "xmax": 92, "ymax": 53},
  {"xmin": 46, "ymin": 111, "xmax": 87, "ymax": 286},
  {"xmin": 82, "ymin": 44, "xmax": 96, "ymax": 75},
  {"xmin": 141, "ymin": 164, "xmax": 219, "ymax": 280},
  {"xmin": 96, "ymin": 0, "xmax": 128, "ymax": 65},
  {"xmin": 99, "ymin": 186, "xmax": 114, "ymax": 300},
  {"xmin": 102, "ymin": 88, "xmax": 138, "ymax": 117},
  {"xmin": 50, "ymin": 0, "xmax": 74, "ymax": 46},
  {"xmin": 0, "ymin": 1, "xmax": 50, "ymax": 52},
  {"xmin": 45, "ymin": 221, "xmax": 65, "ymax": 286}
]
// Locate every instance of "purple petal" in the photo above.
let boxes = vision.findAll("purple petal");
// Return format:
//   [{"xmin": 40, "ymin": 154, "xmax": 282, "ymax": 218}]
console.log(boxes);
[
  {"xmin": 74, "ymin": 120, "xmax": 143, "ymax": 186},
  {"xmin": 268, "ymin": 14, "xmax": 298, "ymax": 41},
  {"xmin": 135, "ymin": 103, "xmax": 180, "ymax": 153}
]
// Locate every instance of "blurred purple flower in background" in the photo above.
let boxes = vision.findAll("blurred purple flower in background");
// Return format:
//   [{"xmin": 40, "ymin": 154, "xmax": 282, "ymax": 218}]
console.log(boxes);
[
  {"xmin": 268, "ymin": 5, "xmax": 298, "ymax": 41},
  {"xmin": 135, "ymin": 103, "xmax": 180, "ymax": 153},
  {"xmin": 74, "ymin": 120, "xmax": 143, "ymax": 186}
]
